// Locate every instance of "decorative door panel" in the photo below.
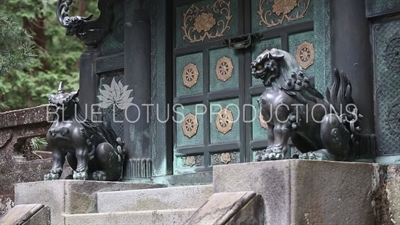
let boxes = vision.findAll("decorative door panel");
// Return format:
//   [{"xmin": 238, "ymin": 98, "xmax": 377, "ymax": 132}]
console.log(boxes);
[
  {"xmin": 372, "ymin": 18, "xmax": 400, "ymax": 156},
  {"xmin": 173, "ymin": 0, "xmax": 329, "ymax": 173},
  {"xmin": 173, "ymin": 0, "xmax": 242, "ymax": 174}
]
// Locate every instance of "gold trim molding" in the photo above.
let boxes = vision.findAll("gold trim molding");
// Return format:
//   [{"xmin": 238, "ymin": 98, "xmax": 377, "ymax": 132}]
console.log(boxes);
[
  {"xmin": 182, "ymin": 63, "xmax": 199, "ymax": 88},
  {"xmin": 296, "ymin": 41, "xmax": 314, "ymax": 69},
  {"xmin": 182, "ymin": 113, "xmax": 199, "ymax": 138},
  {"xmin": 182, "ymin": 0, "xmax": 232, "ymax": 43},
  {"xmin": 216, "ymin": 108, "xmax": 234, "ymax": 134},
  {"xmin": 258, "ymin": 0, "xmax": 311, "ymax": 28},
  {"xmin": 216, "ymin": 56, "xmax": 233, "ymax": 81}
]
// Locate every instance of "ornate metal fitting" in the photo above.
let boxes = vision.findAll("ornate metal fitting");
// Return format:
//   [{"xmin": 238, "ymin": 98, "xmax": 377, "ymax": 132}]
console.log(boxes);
[
  {"xmin": 182, "ymin": 113, "xmax": 199, "ymax": 138},
  {"xmin": 182, "ymin": 63, "xmax": 199, "ymax": 88},
  {"xmin": 216, "ymin": 56, "xmax": 233, "ymax": 81},
  {"xmin": 56, "ymin": 0, "xmax": 102, "ymax": 46},
  {"xmin": 216, "ymin": 108, "xmax": 234, "ymax": 134},
  {"xmin": 296, "ymin": 41, "xmax": 315, "ymax": 69},
  {"xmin": 223, "ymin": 33, "xmax": 263, "ymax": 50},
  {"xmin": 57, "ymin": 0, "xmax": 93, "ymax": 29}
]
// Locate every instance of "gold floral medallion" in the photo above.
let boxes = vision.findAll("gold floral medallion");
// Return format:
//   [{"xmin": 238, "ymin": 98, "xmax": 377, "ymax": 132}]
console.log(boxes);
[
  {"xmin": 216, "ymin": 56, "xmax": 233, "ymax": 81},
  {"xmin": 182, "ymin": 63, "xmax": 199, "ymax": 88},
  {"xmin": 296, "ymin": 41, "xmax": 314, "ymax": 69},
  {"xmin": 182, "ymin": 113, "xmax": 199, "ymax": 138},
  {"xmin": 216, "ymin": 108, "xmax": 234, "ymax": 134}
]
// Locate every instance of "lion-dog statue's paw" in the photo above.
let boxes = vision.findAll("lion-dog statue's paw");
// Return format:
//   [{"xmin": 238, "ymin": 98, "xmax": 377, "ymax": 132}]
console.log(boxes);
[
  {"xmin": 92, "ymin": 171, "xmax": 106, "ymax": 181},
  {"xmin": 44, "ymin": 170, "xmax": 60, "ymax": 180},
  {"xmin": 298, "ymin": 149, "xmax": 333, "ymax": 161},
  {"xmin": 256, "ymin": 146, "xmax": 285, "ymax": 161},
  {"xmin": 73, "ymin": 170, "xmax": 89, "ymax": 180}
]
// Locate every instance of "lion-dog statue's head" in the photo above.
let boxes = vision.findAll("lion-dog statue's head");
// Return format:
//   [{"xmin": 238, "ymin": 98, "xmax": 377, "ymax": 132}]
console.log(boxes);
[{"xmin": 251, "ymin": 48, "xmax": 323, "ymax": 104}]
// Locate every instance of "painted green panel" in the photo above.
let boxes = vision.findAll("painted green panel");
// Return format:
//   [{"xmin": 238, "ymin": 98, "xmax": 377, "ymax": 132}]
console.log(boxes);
[
  {"xmin": 210, "ymin": 98, "xmax": 240, "ymax": 144},
  {"xmin": 251, "ymin": 37, "xmax": 282, "ymax": 86},
  {"xmin": 175, "ymin": 104, "xmax": 205, "ymax": 147},
  {"xmin": 251, "ymin": 0, "xmax": 314, "ymax": 33},
  {"xmin": 251, "ymin": 95, "xmax": 268, "ymax": 140},
  {"xmin": 288, "ymin": 31, "xmax": 315, "ymax": 81},
  {"xmin": 209, "ymin": 47, "xmax": 239, "ymax": 92},
  {"xmin": 175, "ymin": 0, "xmax": 239, "ymax": 48},
  {"xmin": 176, "ymin": 52, "xmax": 203, "ymax": 97}
]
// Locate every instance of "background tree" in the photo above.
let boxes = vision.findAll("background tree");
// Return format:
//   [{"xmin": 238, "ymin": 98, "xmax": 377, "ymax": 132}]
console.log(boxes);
[{"xmin": 0, "ymin": 0, "xmax": 99, "ymax": 110}]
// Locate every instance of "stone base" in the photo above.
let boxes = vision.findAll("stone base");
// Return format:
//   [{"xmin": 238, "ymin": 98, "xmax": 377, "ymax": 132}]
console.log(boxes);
[
  {"xmin": 213, "ymin": 160, "xmax": 376, "ymax": 225},
  {"xmin": 15, "ymin": 180, "xmax": 165, "ymax": 225}
]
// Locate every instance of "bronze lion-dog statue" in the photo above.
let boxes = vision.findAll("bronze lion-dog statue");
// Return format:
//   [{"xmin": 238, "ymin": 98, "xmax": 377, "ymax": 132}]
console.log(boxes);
[
  {"xmin": 252, "ymin": 48, "xmax": 362, "ymax": 161},
  {"xmin": 44, "ymin": 82, "xmax": 125, "ymax": 181}
]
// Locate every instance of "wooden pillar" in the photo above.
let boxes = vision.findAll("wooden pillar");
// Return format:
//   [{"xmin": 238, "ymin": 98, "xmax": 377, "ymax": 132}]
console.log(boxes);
[
  {"xmin": 123, "ymin": 0, "xmax": 152, "ymax": 179},
  {"xmin": 330, "ymin": 0, "xmax": 375, "ymax": 161},
  {"xmin": 79, "ymin": 46, "xmax": 99, "ymax": 119}
]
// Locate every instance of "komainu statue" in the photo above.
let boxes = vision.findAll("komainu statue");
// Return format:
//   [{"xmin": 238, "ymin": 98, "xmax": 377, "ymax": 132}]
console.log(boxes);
[
  {"xmin": 44, "ymin": 82, "xmax": 125, "ymax": 181},
  {"xmin": 252, "ymin": 48, "xmax": 362, "ymax": 161}
]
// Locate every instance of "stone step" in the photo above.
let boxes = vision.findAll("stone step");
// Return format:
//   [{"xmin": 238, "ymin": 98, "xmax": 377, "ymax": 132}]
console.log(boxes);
[
  {"xmin": 64, "ymin": 209, "xmax": 197, "ymax": 225},
  {"xmin": 97, "ymin": 184, "xmax": 213, "ymax": 212}
]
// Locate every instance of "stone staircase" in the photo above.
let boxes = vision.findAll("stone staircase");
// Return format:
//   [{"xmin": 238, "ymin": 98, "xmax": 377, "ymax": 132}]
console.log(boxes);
[
  {"xmin": 63, "ymin": 185, "xmax": 214, "ymax": 225},
  {"xmin": 2, "ymin": 160, "xmax": 389, "ymax": 225}
]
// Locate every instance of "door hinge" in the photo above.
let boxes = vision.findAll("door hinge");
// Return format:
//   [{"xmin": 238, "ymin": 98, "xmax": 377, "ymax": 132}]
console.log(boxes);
[{"xmin": 223, "ymin": 33, "xmax": 263, "ymax": 50}]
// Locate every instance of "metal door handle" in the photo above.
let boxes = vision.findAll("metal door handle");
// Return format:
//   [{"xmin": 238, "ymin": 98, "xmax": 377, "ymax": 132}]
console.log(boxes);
[{"xmin": 223, "ymin": 33, "xmax": 263, "ymax": 49}]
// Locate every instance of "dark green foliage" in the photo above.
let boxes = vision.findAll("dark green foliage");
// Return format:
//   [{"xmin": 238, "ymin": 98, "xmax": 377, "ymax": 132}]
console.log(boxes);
[{"xmin": 0, "ymin": 0, "xmax": 99, "ymax": 110}]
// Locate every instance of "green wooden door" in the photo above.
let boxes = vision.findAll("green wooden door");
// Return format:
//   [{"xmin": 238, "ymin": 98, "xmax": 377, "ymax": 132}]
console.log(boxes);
[{"xmin": 172, "ymin": 0, "xmax": 327, "ymax": 174}]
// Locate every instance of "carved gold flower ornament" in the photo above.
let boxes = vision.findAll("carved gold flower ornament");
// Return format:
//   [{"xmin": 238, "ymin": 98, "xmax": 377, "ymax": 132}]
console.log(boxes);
[{"xmin": 194, "ymin": 13, "xmax": 216, "ymax": 33}]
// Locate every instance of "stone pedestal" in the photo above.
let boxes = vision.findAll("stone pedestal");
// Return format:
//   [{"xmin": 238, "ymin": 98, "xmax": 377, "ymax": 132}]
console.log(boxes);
[
  {"xmin": 14, "ymin": 180, "xmax": 165, "ymax": 225},
  {"xmin": 213, "ymin": 160, "xmax": 376, "ymax": 225}
]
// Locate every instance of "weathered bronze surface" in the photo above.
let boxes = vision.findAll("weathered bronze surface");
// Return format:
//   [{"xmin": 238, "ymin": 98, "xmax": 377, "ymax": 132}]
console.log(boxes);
[
  {"xmin": 252, "ymin": 48, "xmax": 362, "ymax": 161},
  {"xmin": 44, "ymin": 82, "xmax": 125, "ymax": 181}
]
